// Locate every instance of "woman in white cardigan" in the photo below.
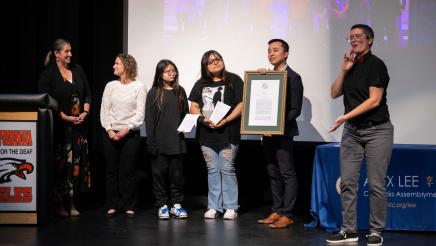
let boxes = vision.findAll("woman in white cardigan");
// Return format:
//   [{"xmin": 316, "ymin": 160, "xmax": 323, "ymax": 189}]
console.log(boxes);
[{"xmin": 100, "ymin": 54, "xmax": 147, "ymax": 218}]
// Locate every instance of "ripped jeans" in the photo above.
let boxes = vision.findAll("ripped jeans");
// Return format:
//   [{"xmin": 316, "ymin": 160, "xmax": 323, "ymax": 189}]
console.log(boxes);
[{"xmin": 201, "ymin": 144, "xmax": 239, "ymax": 212}]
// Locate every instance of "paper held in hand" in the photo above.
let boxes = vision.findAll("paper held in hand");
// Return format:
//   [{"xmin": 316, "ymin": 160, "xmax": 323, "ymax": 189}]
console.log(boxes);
[
  {"xmin": 177, "ymin": 114, "xmax": 200, "ymax": 132},
  {"xmin": 209, "ymin": 101, "xmax": 231, "ymax": 124}
]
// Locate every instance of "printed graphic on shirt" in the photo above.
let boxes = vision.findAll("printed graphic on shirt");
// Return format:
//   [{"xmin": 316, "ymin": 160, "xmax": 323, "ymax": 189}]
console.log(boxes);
[{"xmin": 201, "ymin": 85, "xmax": 225, "ymax": 119}]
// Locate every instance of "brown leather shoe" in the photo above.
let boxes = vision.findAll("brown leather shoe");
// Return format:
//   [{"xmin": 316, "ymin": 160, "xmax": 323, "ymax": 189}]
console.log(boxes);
[
  {"xmin": 258, "ymin": 213, "xmax": 281, "ymax": 224},
  {"xmin": 269, "ymin": 216, "xmax": 294, "ymax": 229}
]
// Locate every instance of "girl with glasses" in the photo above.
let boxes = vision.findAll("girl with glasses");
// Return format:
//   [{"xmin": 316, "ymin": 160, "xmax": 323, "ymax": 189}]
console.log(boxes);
[
  {"xmin": 188, "ymin": 50, "xmax": 244, "ymax": 220},
  {"xmin": 146, "ymin": 59, "xmax": 189, "ymax": 219}
]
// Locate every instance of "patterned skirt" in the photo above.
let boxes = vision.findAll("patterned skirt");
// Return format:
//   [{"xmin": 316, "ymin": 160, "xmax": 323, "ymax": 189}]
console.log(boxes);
[{"xmin": 53, "ymin": 123, "xmax": 91, "ymax": 203}]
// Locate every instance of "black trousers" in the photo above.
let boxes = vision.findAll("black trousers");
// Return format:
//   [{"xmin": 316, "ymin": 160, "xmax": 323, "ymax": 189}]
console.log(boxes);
[
  {"xmin": 102, "ymin": 131, "xmax": 140, "ymax": 211},
  {"xmin": 262, "ymin": 135, "xmax": 297, "ymax": 218},
  {"xmin": 151, "ymin": 153, "xmax": 185, "ymax": 207}
]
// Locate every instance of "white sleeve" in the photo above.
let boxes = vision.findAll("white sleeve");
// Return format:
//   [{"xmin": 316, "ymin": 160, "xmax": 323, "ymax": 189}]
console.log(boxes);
[
  {"xmin": 128, "ymin": 83, "xmax": 147, "ymax": 130},
  {"xmin": 100, "ymin": 83, "xmax": 112, "ymax": 131}
]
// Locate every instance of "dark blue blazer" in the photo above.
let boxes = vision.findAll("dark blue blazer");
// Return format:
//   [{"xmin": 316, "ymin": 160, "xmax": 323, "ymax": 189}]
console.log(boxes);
[{"xmin": 283, "ymin": 66, "xmax": 303, "ymax": 137}]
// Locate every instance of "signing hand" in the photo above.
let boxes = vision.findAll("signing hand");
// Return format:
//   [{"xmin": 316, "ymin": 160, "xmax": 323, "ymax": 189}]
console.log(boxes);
[
  {"xmin": 328, "ymin": 115, "xmax": 347, "ymax": 132},
  {"xmin": 342, "ymin": 49, "xmax": 356, "ymax": 72}
]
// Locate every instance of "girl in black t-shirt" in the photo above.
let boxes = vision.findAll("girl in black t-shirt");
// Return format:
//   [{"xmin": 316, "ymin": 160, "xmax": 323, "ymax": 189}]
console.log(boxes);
[{"xmin": 188, "ymin": 50, "xmax": 244, "ymax": 220}]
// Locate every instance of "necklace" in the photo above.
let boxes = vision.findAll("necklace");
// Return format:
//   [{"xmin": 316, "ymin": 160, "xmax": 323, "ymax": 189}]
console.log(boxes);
[{"xmin": 59, "ymin": 67, "xmax": 72, "ymax": 82}]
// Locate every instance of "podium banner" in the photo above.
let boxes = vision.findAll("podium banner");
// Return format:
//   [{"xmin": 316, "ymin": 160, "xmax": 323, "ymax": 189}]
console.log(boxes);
[
  {"xmin": 0, "ymin": 94, "xmax": 57, "ymax": 224},
  {"xmin": 0, "ymin": 120, "xmax": 37, "ymax": 211}
]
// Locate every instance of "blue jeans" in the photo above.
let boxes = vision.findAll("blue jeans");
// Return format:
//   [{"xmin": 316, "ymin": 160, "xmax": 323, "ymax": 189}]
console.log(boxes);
[{"xmin": 201, "ymin": 144, "xmax": 239, "ymax": 212}]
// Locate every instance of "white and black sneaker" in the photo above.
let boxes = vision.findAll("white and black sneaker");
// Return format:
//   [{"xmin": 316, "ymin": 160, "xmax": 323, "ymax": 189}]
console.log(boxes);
[
  {"xmin": 326, "ymin": 230, "xmax": 358, "ymax": 244},
  {"xmin": 366, "ymin": 232, "xmax": 383, "ymax": 246}
]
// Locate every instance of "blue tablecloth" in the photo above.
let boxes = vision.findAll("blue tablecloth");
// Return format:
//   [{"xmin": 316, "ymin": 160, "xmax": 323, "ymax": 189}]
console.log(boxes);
[{"xmin": 305, "ymin": 143, "xmax": 436, "ymax": 232}]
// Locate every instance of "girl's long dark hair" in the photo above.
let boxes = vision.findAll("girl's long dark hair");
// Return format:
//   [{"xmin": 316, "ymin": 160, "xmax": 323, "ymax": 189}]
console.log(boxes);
[
  {"xmin": 152, "ymin": 59, "xmax": 184, "ymax": 112},
  {"xmin": 200, "ymin": 50, "xmax": 230, "ymax": 87}
]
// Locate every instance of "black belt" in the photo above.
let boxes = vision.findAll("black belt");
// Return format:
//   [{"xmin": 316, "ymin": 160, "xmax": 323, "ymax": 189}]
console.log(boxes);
[{"xmin": 349, "ymin": 120, "xmax": 389, "ymax": 129}]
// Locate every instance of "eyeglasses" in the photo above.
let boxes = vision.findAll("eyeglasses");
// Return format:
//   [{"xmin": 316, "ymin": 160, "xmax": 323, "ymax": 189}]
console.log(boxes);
[
  {"xmin": 207, "ymin": 58, "xmax": 222, "ymax": 65},
  {"xmin": 346, "ymin": 34, "xmax": 366, "ymax": 44},
  {"xmin": 164, "ymin": 69, "xmax": 177, "ymax": 75}
]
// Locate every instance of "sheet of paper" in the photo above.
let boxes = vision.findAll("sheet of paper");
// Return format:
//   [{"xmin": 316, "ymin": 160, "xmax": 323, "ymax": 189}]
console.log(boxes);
[
  {"xmin": 209, "ymin": 101, "xmax": 231, "ymax": 124},
  {"xmin": 248, "ymin": 79, "xmax": 280, "ymax": 126},
  {"xmin": 177, "ymin": 114, "xmax": 200, "ymax": 132}
]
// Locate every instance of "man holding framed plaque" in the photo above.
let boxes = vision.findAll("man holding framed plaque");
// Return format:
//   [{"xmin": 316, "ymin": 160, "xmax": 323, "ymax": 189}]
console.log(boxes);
[{"xmin": 256, "ymin": 39, "xmax": 304, "ymax": 229}]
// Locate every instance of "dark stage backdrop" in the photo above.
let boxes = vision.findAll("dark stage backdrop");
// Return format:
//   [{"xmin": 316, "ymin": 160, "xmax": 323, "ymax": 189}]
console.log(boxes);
[
  {"xmin": 2, "ymin": 0, "xmax": 319, "ymax": 218},
  {"xmin": 3, "ymin": 0, "xmax": 125, "ymax": 208}
]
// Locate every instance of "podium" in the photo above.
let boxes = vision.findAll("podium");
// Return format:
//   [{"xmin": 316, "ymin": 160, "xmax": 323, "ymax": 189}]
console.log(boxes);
[{"xmin": 0, "ymin": 94, "xmax": 57, "ymax": 224}]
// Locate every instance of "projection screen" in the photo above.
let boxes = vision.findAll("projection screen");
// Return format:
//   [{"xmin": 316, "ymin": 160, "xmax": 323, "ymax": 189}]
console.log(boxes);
[{"xmin": 128, "ymin": 0, "xmax": 436, "ymax": 144}]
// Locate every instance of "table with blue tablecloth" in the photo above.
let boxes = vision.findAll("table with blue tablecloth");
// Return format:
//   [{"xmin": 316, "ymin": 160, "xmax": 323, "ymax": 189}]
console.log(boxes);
[{"xmin": 305, "ymin": 143, "xmax": 436, "ymax": 232}]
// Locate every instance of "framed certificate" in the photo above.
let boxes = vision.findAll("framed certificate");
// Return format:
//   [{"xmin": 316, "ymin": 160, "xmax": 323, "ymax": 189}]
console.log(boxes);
[{"xmin": 240, "ymin": 71, "xmax": 287, "ymax": 135}]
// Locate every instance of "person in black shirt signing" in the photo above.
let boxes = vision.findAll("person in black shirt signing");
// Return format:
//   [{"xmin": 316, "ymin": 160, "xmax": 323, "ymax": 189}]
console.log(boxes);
[
  {"xmin": 189, "ymin": 50, "xmax": 244, "ymax": 220},
  {"xmin": 326, "ymin": 24, "xmax": 394, "ymax": 246}
]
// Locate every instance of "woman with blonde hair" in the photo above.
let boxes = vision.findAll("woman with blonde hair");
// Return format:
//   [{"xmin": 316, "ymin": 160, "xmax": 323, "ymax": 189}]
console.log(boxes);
[{"xmin": 100, "ymin": 54, "xmax": 147, "ymax": 218}]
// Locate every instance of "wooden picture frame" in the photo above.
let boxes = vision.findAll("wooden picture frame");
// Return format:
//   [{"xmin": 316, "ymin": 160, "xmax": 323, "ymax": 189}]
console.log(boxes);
[{"xmin": 240, "ymin": 71, "xmax": 287, "ymax": 135}]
